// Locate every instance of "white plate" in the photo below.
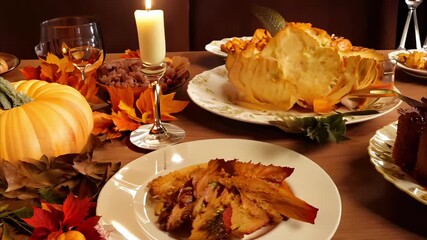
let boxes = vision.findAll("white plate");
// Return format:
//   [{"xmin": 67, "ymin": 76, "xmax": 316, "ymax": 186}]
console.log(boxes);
[
  {"xmin": 0, "ymin": 52, "xmax": 20, "ymax": 75},
  {"xmin": 388, "ymin": 49, "xmax": 427, "ymax": 79},
  {"xmin": 205, "ymin": 36, "xmax": 252, "ymax": 57},
  {"xmin": 187, "ymin": 65, "xmax": 402, "ymax": 126},
  {"xmin": 368, "ymin": 122, "xmax": 427, "ymax": 205},
  {"xmin": 97, "ymin": 139, "xmax": 342, "ymax": 240}
]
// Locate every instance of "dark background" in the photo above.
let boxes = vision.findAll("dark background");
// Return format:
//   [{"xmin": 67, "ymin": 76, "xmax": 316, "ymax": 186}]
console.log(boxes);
[{"xmin": 1, "ymin": 0, "xmax": 426, "ymax": 59}]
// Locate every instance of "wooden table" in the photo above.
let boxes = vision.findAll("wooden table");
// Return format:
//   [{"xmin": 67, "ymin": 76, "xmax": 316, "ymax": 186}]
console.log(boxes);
[{"xmin": 3, "ymin": 51, "xmax": 427, "ymax": 239}]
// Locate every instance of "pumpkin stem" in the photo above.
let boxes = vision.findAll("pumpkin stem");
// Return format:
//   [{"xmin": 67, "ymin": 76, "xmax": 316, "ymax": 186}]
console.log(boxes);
[{"xmin": 0, "ymin": 77, "xmax": 33, "ymax": 110}]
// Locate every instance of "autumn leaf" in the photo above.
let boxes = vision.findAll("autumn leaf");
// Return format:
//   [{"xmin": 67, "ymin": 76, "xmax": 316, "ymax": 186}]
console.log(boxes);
[
  {"xmin": 22, "ymin": 207, "xmax": 59, "ymax": 232},
  {"xmin": 45, "ymin": 53, "xmax": 75, "ymax": 74},
  {"xmin": 62, "ymin": 194, "xmax": 94, "ymax": 228},
  {"xmin": 92, "ymin": 112, "xmax": 114, "ymax": 135},
  {"xmin": 107, "ymin": 86, "xmax": 134, "ymax": 113},
  {"xmin": 136, "ymin": 88, "xmax": 189, "ymax": 123},
  {"xmin": 111, "ymin": 111, "xmax": 141, "ymax": 131},
  {"xmin": 159, "ymin": 91, "xmax": 189, "ymax": 120},
  {"xmin": 20, "ymin": 53, "xmax": 102, "ymax": 104},
  {"xmin": 76, "ymin": 215, "xmax": 102, "ymax": 239},
  {"xmin": 120, "ymin": 49, "xmax": 140, "ymax": 59},
  {"xmin": 22, "ymin": 193, "xmax": 104, "ymax": 240},
  {"xmin": 20, "ymin": 66, "xmax": 41, "ymax": 79}
]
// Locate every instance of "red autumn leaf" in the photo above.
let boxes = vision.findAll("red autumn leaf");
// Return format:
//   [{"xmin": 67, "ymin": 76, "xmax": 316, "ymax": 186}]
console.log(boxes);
[
  {"xmin": 76, "ymin": 216, "xmax": 103, "ymax": 240},
  {"xmin": 30, "ymin": 228, "xmax": 58, "ymax": 240},
  {"xmin": 23, "ymin": 207, "xmax": 59, "ymax": 232},
  {"xmin": 62, "ymin": 193, "xmax": 95, "ymax": 229},
  {"xmin": 20, "ymin": 66, "xmax": 41, "ymax": 79}
]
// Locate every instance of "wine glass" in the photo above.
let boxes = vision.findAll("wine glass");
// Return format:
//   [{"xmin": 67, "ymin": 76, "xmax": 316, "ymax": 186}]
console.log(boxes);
[
  {"xmin": 398, "ymin": 0, "xmax": 424, "ymax": 49},
  {"xmin": 35, "ymin": 16, "xmax": 104, "ymax": 80}
]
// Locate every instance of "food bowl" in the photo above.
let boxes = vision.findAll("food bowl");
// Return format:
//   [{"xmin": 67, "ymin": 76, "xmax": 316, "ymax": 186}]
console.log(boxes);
[{"xmin": 97, "ymin": 56, "xmax": 190, "ymax": 98}]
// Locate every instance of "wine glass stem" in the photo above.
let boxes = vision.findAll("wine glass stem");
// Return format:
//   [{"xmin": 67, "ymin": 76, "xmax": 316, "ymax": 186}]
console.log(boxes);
[
  {"xmin": 150, "ymin": 80, "xmax": 167, "ymax": 135},
  {"xmin": 413, "ymin": 10, "xmax": 421, "ymax": 49},
  {"xmin": 77, "ymin": 66, "xmax": 87, "ymax": 81},
  {"xmin": 399, "ymin": 9, "xmax": 413, "ymax": 49},
  {"xmin": 81, "ymin": 68, "xmax": 86, "ymax": 81}
]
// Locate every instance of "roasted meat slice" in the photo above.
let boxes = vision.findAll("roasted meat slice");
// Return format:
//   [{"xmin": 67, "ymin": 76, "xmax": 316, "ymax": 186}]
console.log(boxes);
[
  {"xmin": 221, "ymin": 159, "xmax": 294, "ymax": 183},
  {"xmin": 165, "ymin": 184, "xmax": 195, "ymax": 231},
  {"xmin": 229, "ymin": 194, "xmax": 273, "ymax": 236},
  {"xmin": 190, "ymin": 188, "xmax": 228, "ymax": 240},
  {"xmin": 148, "ymin": 163, "xmax": 207, "ymax": 201},
  {"xmin": 192, "ymin": 159, "xmax": 228, "ymax": 199},
  {"xmin": 219, "ymin": 175, "xmax": 318, "ymax": 224}
]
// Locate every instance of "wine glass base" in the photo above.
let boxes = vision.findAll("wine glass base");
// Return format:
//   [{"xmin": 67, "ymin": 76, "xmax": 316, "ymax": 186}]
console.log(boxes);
[{"xmin": 129, "ymin": 123, "xmax": 185, "ymax": 150}]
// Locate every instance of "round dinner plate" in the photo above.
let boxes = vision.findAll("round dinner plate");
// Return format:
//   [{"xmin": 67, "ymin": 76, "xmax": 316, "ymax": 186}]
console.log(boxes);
[
  {"xmin": 97, "ymin": 139, "xmax": 342, "ymax": 240},
  {"xmin": 368, "ymin": 122, "xmax": 427, "ymax": 205},
  {"xmin": 205, "ymin": 36, "xmax": 252, "ymax": 57},
  {"xmin": 0, "ymin": 52, "xmax": 20, "ymax": 75},
  {"xmin": 388, "ymin": 49, "xmax": 427, "ymax": 79},
  {"xmin": 187, "ymin": 65, "xmax": 402, "ymax": 126}
]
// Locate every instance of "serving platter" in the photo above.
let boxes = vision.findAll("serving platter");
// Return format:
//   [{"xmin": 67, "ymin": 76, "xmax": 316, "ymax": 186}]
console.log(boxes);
[
  {"xmin": 205, "ymin": 36, "xmax": 252, "ymax": 57},
  {"xmin": 97, "ymin": 139, "xmax": 342, "ymax": 240},
  {"xmin": 368, "ymin": 122, "xmax": 427, "ymax": 205},
  {"xmin": 0, "ymin": 52, "xmax": 20, "ymax": 75},
  {"xmin": 388, "ymin": 49, "xmax": 427, "ymax": 79},
  {"xmin": 187, "ymin": 65, "xmax": 402, "ymax": 126}
]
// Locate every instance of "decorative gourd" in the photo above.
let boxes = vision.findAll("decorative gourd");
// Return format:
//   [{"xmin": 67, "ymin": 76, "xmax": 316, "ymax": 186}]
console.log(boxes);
[{"xmin": 0, "ymin": 78, "xmax": 94, "ymax": 162}]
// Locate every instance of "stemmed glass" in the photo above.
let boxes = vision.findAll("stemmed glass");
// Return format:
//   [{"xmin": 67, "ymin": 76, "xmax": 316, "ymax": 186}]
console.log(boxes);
[
  {"xmin": 129, "ymin": 62, "xmax": 185, "ymax": 150},
  {"xmin": 398, "ymin": 0, "xmax": 424, "ymax": 49},
  {"xmin": 129, "ymin": 8, "xmax": 185, "ymax": 150},
  {"xmin": 35, "ymin": 16, "xmax": 104, "ymax": 81}
]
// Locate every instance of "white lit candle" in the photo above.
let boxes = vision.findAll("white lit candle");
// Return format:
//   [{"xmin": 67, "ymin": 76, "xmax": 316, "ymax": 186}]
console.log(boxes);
[{"xmin": 134, "ymin": 0, "xmax": 166, "ymax": 65}]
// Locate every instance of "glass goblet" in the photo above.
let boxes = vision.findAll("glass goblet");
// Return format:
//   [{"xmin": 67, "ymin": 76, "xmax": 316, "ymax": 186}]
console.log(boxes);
[
  {"xmin": 129, "ymin": 62, "xmax": 185, "ymax": 150},
  {"xmin": 35, "ymin": 16, "xmax": 104, "ymax": 81}
]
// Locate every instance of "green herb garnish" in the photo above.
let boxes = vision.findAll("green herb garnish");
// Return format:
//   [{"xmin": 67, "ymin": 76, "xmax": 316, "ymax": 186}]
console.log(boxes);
[{"xmin": 269, "ymin": 110, "xmax": 379, "ymax": 143}]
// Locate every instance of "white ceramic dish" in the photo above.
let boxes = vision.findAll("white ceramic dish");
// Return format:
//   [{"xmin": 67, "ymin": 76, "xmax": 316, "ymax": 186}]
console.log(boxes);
[
  {"xmin": 97, "ymin": 139, "xmax": 342, "ymax": 240},
  {"xmin": 205, "ymin": 36, "xmax": 252, "ymax": 57},
  {"xmin": 388, "ymin": 49, "xmax": 427, "ymax": 79},
  {"xmin": 0, "ymin": 52, "xmax": 20, "ymax": 75},
  {"xmin": 368, "ymin": 122, "xmax": 427, "ymax": 205},
  {"xmin": 187, "ymin": 65, "xmax": 402, "ymax": 126}
]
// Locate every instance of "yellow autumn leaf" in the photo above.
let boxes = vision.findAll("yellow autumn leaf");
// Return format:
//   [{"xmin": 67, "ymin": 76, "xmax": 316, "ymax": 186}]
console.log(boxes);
[
  {"xmin": 45, "ymin": 53, "xmax": 75, "ymax": 73},
  {"xmin": 92, "ymin": 111, "xmax": 114, "ymax": 135},
  {"xmin": 111, "ymin": 111, "xmax": 141, "ymax": 131},
  {"xmin": 135, "ymin": 88, "xmax": 189, "ymax": 123}
]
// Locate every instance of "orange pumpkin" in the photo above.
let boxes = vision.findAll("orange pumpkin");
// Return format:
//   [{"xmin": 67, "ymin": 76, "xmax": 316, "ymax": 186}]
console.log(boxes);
[{"xmin": 0, "ymin": 79, "xmax": 93, "ymax": 162}]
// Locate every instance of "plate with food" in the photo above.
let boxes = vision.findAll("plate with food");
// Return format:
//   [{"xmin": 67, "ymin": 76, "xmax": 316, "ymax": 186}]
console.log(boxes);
[
  {"xmin": 195, "ymin": 24, "xmax": 402, "ymax": 126},
  {"xmin": 0, "ymin": 52, "xmax": 20, "ymax": 75},
  {"xmin": 97, "ymin": 139, "xmax": 342, "ymax": 240},
  {"xmin": 205, "ymin": 36, "xmax": 252, "ymax": 57},
  {"xmin": 187, "ymin": 65, "xmax": 401, "ymax": 126},
  {"xmin": 368, "ymin": 118, "xmax": 427, "ymax": 205},
  {"xmin": 388, "ymin": 49, "xmax": 427, "ymax": 78}
]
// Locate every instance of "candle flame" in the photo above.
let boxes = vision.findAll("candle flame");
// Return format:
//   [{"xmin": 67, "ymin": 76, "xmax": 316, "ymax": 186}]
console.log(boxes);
[{"xmin": 145, "ymin": 0, "xmax": 151, "ymax": 10}]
